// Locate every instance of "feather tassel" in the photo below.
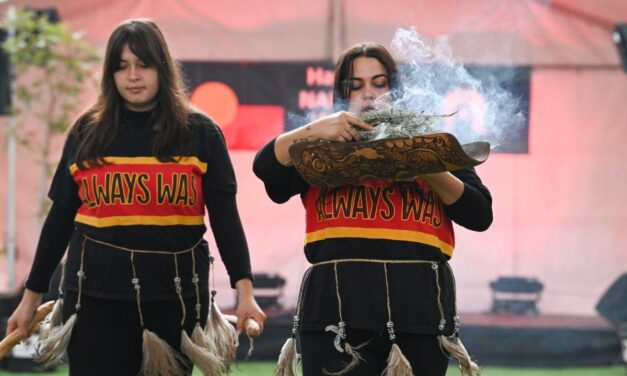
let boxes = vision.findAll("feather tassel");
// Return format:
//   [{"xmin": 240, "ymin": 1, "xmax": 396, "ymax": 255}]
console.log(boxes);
[
  {"xmin": 141, "ymin": 329, "xmax": 187, "ymax": 376},
  {"xmin": 205, "ymin": 301, "xmax": 238, "ymax": 370},
  {"xmin": 180, "ymin": 328, "xmax": 225, "ymax": 376},
  {"xmin": 191, "ymin": 323, "xmax": 220, "ymax": 357},
  {"xmin": 49, "ymin": 299, "xmax": 63, "ymax": 328},
  {"xmin": 34, "ymin": 312, "xmax": 77, "ymax": 369},
  {"xmin": 438, "ymin": 335, "xmax": 481, "ymax": 376},
  {"xmin": 382, "ymin": 343, "xmax": 413, "ymax": 376},
  {"xmin": 274, "ymin": 337, "xmax": 299, "ymax": 376},
  {"xmin": 38, "ymin": 299, "xmax": 63, "ymax": 341}
]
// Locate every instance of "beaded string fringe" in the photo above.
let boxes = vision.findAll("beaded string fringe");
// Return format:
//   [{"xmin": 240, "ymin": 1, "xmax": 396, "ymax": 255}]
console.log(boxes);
[
  {"xmin": 274, "ymin": 268, "xmax": 312, "ymax": 376},
  {"xmin": 34, "ymin": 234, "xmax": 243, "ymax": 376},
  {"xmin": 274, "ymin": 258, "xmax": 479, "ymax": 376},
  {"xmin": 437, "ymin": 262, "xmax": 481, "ymax": 376},
  {"xmin": 34, "ymin": 238, "xmax": 88, "ymax": 368}
]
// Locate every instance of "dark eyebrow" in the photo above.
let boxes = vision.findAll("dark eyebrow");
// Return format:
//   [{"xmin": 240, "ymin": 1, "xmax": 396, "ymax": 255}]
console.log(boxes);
[{"xmin": 348, "ymin": 74, "xmax": 388, "ymax": 81}]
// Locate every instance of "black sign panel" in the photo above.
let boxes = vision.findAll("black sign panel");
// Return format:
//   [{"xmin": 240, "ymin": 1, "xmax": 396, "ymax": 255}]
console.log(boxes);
[
  {"xmin": 0, "ymin": 29, "xmax": 11, "ymax": 115},
  {"xmin": 182, "ymin": 62, "xmax": 529, "ymax": 153}
]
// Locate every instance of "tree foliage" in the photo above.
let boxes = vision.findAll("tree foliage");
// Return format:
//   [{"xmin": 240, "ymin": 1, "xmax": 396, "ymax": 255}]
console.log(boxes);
[
  {"xmin": 1, "ymin": 8, "xmax": 99, "ymax": 131},
  {"xmin": 1, "ymin": 8, "xmax": 99, "ymax": 220}
]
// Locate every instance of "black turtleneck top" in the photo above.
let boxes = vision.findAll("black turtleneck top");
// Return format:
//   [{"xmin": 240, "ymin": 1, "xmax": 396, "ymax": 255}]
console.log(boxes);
[{"xmin": 25, "ymin": 109, "xmax": 253, "ymax": 301}]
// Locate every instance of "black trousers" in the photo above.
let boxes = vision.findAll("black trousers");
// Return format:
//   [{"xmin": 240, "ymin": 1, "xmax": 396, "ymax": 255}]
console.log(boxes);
[
  {"xmin": 61, "ymin": 290, "xmax": 209, "ymax": 376},
  {"xmin": 300, "ymin": 329, "xmax": 449, "ymax": 376}
]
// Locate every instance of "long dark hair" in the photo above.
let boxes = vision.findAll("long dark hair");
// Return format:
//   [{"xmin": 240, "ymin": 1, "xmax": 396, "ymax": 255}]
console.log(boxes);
[
  {"xmin": 332, "ymin": 42, "xmax": 399, "ymax": 110},
  {"xmin": 72, "ymin": 19, "xmax": 189, "ymax": 168}
]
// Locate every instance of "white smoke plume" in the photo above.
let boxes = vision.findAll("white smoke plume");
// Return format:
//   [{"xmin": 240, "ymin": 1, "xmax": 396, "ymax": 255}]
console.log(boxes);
[{"xmin": 383, "ymin": 27, "xmax": 527, "ymax": 150}]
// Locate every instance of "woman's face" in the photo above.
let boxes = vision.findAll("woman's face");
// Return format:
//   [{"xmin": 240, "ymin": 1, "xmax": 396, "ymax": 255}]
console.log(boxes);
[
  {"xmin": 113, "ymin": 43, "xmax": 159, "ymax": 111},
  {"xmin": 347, "ymin": 56, "xmax": 390, "ymax": 114}
]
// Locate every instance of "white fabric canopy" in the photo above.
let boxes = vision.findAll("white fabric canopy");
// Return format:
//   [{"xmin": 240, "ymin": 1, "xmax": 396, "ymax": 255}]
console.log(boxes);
[{"xmin": 1, "ymin": 0, "xmax": 626, "ymax": 315}]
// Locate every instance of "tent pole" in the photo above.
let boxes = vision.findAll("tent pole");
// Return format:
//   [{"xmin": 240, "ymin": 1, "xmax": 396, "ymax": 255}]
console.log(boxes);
[
  {"xmin": 329, "ymin": 0, "xmax": 346, "ymax": 62},
  {"xmin": 5, "ymin": 5, "xmax": 17, "ymax": 292}
]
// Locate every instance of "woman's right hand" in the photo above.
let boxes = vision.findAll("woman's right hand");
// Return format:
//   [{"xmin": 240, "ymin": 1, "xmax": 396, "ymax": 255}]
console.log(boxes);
[
  {"xmin": 273, "ymin": 111, "xmax": 373, "ymax": 165},
  {"xmin": 5, "ymin": 289, "xmax": 43, "ymax": 340},
  {"xmin": 307, "ymin": 111, "xmax": 372, "ymax": 142}
]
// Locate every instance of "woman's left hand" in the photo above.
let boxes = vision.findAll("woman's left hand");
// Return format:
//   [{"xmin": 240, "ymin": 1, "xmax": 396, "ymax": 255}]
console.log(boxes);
[
  {"xmin": 421, "ymin": 172, "xmax": 464, "ymax": 205},
  {"xmin": 234, "ymin": 279, "xmax": 267, "ymax": 334}
]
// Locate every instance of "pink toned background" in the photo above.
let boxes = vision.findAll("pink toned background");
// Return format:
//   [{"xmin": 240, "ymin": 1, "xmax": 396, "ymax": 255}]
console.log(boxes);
[{"xmin": 0, "ymin": 0, "xmax": 626, "ymax": 315}]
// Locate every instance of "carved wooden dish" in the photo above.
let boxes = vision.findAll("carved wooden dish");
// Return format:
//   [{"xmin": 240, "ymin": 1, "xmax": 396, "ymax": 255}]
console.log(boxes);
[{"xmin": 289, "ymin": 133, "xmax": 490, "ymax": 187}]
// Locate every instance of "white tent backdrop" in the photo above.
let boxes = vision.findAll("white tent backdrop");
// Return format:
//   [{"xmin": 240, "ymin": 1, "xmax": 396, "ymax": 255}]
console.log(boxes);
[{"xmin": 1, "ymin": 0, "xmax": 626, "ymax": 315}]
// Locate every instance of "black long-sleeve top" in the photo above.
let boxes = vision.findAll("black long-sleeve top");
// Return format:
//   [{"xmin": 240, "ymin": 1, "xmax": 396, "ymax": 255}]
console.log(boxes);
[
  {"xmin": 25, "ymin": 109, "xmax": 253, "ymax": 301},
  {"xmin": 253, "ymin": 138, "xmax": 492, "ymax": 334}
]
